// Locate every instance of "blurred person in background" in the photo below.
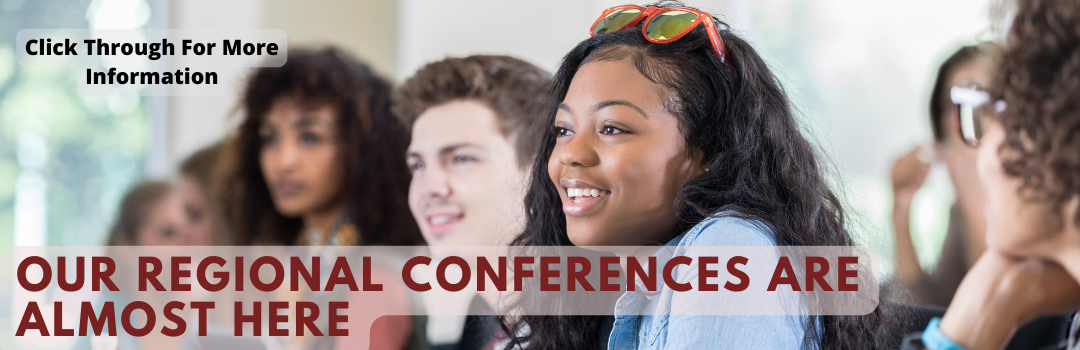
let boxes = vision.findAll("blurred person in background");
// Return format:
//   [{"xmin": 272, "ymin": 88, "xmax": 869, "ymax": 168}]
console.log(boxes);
[
  {"xmin": 891, "ymin": 43, "xmax": 998, "ymax": 307},
  {"xmin": 397, "ymin": 55, "xmax": 550, "ymax": 349},
  {"xmin": 178, "ymin": 141, "xmax": 225, "ymax": 245},
  {"xmin": 902, "ymin": 0, "xmax": 1080, "ymax": 348},
  {"xmin": 217, "ymin": 46, "xmax": 426, "ymax": 349},
  {"xmin": 102, "ymin": 181, "xmax": 189, "ymax": 349},
  {"xmin": 219, "ymin": 47, "xmax": 422, "ymax": 248},
  {"xmin": 107, "ymin": 180, "xmax": 186, "ymax": 246}
]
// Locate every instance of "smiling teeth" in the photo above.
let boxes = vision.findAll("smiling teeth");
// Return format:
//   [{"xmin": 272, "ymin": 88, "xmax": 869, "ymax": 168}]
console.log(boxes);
[
  {"xmin": 430, "ymin": 215, "xmax": 456, "ymax": 225},
  {"xmin": 566, "ymin": 188, "xmax": 610, "ymax": 199}
]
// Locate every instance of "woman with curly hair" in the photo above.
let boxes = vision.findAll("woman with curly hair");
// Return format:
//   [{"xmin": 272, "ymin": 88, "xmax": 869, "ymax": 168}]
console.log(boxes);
[
  {"xmin": 906, "ymin": 0, "xmax": 1080, "ymax": 348},
  {"xmin": 219, "ymin": 47, "xmax": 422, "ymax": 247},
  {"xmin": 499, "ymin": 2, "xmax": 904, "ymax": 348},
  {"xmin": 217, "ymin": 47, "xmax": 426, "ymax": 349}
]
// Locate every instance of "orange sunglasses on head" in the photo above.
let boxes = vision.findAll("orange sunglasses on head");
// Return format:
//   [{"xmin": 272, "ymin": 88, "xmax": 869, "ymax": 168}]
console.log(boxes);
[{"xmin": 589, "ymin": 5, "xmax": 732, "ymax": 66}]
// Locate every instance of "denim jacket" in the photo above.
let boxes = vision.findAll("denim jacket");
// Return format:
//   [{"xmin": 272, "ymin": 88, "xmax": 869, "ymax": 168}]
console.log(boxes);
[{"xmin": 607, "ymin": 213, "xmax": 810, "ymax": 349}]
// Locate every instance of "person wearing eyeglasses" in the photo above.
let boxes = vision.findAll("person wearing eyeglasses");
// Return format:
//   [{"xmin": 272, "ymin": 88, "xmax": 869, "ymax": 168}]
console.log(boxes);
[
  {"xmin": 890, "ymin": 43, "xmax": 998, "ymax": 308},
  {"xmin": 497, "ymin": 2, "xmax": 904, "ymax": 349},
  {"xmin": 901, "ymin": 0, "xmax": 1080, "ymax": 349}
]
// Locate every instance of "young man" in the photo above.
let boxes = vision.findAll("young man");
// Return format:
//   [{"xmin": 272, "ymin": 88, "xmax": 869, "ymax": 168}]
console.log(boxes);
[
  {"xmin": 400, "ymin": 55, "xmax": 549, "ymax": 247},
  {"xmin": 397, "ymin": 55, "xmax": 550, "ymax": 349}
]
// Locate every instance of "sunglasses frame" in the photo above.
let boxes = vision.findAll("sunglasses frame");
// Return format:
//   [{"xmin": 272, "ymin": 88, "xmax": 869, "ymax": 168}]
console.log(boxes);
[
  {"xmin": 950, "ymin": 85, "xmax": 1005, "ymax": 147},
  {"xmin": 590, "ymin": 5, "xmax": 732, "ymax": 66}
]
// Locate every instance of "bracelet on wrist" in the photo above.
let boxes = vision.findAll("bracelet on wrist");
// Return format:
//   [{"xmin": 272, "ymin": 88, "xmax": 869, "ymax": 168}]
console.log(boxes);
[{"xmin": 922, "ymin": 318, "xmax": 966, "ymax": 350}]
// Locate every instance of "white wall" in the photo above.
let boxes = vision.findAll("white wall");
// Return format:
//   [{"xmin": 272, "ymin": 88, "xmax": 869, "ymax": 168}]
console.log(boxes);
[
  {"xmin": 396, "ymin": 0, "xmax": 739, "ymax": 79},
  {"xmin": 165, "ymin": 0, "xmax": 263, "ymax": 171},
  {"xmin": 263, "ymin": 0, "xmax": 398, "ymax": 79}
]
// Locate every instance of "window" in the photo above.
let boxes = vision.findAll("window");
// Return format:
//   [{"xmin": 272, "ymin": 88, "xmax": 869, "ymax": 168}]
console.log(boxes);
[
  {"xmin": 739, "ymin": 0, "xmax": 999, "ymax": 273},
  {"xmin": 0, "ymin": 0, "xmax": 164, "ymax": 249}
]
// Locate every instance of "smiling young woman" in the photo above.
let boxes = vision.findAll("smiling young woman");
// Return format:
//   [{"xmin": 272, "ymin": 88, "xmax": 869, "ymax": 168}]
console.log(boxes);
[{"xmin": 500, "ymin": 2, "xmax": 903, "ymax": 349}]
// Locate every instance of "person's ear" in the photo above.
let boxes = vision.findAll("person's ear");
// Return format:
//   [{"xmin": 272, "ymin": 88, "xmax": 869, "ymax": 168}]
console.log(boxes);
[{"xmin": 690, "ymin": 148, "xmax": 709, "ymax": 176}]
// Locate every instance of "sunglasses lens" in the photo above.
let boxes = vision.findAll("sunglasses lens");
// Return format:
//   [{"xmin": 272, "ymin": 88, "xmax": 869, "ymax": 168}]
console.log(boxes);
[
  {"xmin": 958, "ymin": 104, "xmax": 983, "ymax": 146},
  {"xmin": 592, "ymin": 8, "xmax": 642, "ymax": 35},
  {"xmin": 950, "ymin": 86, "xmax": 991, "ymax": 146},
  {"xmin": 645, "ymin": 10, "xmax": 698, "ymax": 40}
]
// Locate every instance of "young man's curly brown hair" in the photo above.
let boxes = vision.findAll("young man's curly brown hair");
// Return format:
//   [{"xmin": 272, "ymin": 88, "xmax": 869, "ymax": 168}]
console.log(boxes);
[
  {"xmin": 990, "ymin": 0, "xmax": 1080, "ymax": 225},
  {"xmin": 394, "ymin": 55, "xmax": 551, "ymax": 168}
]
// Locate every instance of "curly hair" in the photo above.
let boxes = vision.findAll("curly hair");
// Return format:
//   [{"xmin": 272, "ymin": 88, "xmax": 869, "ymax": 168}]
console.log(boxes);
[
  {"xmin": 395, "ymin": 55, "xmax": 552, "ymax": 168},
  {"xmin": 990, "ymin": 0, "xmax": 1080, "ymax": 226},
  {"xmin": 219, "ymin": 47, "xmax": 423, "ymax": 246},
  {"xmin": 499, "ymin": 2, "xmax": 906, "ymax": 349}
]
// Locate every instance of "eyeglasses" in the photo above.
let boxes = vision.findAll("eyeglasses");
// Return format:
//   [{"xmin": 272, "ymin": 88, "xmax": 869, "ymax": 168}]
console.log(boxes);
[
  {"xmin": 950, "ymin": 85, "xmax": 1006, "ymax": 147},
  {"xmin": 589, "ymin": 5, "xmax": 732, "ymax": 67}
]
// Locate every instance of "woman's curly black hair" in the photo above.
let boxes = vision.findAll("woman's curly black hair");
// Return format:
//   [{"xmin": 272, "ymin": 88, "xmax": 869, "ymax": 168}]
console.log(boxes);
[
  {"xmin": 990, "ymin": 0, "xmax": 1080, "ymax": 226},
  {"xmin": 218, "ymin": 47, "xmax": 423, "ymax": 246},
  {"xmin": 498, "ymin": 2, "xmax": 905, "ymax": 349}
]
